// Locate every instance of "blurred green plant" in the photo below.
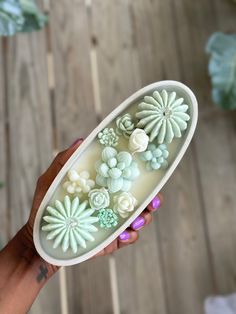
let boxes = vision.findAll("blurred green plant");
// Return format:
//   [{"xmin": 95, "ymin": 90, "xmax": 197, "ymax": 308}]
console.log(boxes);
[
  {"xmin": 206, "ymin": 32, "xmax": 236, "ymax": 110},
  {"xmin": 0, "ymin": 182, "xmax": 4, "ymax": 188},
  {"xmin": 0, "ymin": 0, "xmax": 47, "ymax": 36}
]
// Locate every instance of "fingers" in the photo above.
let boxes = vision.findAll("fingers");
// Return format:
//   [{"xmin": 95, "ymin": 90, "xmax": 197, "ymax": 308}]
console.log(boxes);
[
  {"xmin": 118, "ymin": 230, "xmax": 139, "ymax": 249},
  {"xmin": 118, "ymin": 193, "xmax": 163, "ymax": 245},
  {"xmin": 147, "ymin": 193, "xmax": 163, "ymax": 212},
  {"xmin": 46, "ymin": 139, "xmax": 83, "ymax": 179},
  {"xmin": 38, "ymin": 139, "xmax": 83, "ymax": 190},
  {"xmin": 32, "ymin": 139, "xmax": 83, "ymax": 213}
]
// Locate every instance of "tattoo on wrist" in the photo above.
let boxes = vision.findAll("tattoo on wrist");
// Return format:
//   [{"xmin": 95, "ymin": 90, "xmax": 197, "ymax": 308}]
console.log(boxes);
[{"xmin": 36, "ymin": 264, "xmax": 48, "ymax": 283}]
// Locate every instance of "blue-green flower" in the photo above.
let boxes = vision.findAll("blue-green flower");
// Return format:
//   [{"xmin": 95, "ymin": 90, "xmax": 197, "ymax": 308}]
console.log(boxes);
[
  {"xmin": 98, "ymin": 208, "xmax": 118, "ymax": 229},
  {"xmin": 95, "ymin": 147, "xmax": 140, "ymax": 193},
  {"xmin": 88, "ymin": 188, "xmax": 110, "ymax": 210},
  {"xmin": 42, "ymin": 195, "xmax": 99, "ymax": 253},
  {"xmin": 98, "ymin": 128, "xmax": 119, "ymax": 147},
  {"xmin": 136, "ymin": 90, "xmax": 190, "ymax": 143},
  {"xmin": 140, "ymin": 143, "xmax": 169, "ymax": 171},
  {"xmin": 116, "ymin": 113, "xmax": 135, "ymax": 138}
]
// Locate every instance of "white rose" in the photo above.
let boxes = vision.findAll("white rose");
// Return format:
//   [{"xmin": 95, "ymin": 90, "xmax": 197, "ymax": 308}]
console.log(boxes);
[
  {"xmin": 129, "ymin": 129, "xmax": 149, "ymax": 153},
  {"xmin": 113, "ymin": 192, "xmax": 138, "ymax": 218}
]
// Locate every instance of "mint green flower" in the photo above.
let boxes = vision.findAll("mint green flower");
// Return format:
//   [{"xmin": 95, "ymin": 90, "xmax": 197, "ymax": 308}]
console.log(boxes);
[
  {"xmin": 88, "ymin": 188, "xmax": 110, "ymax": 210},
  {"xmin": 140, "ymin": 143, "xmax": 169, "ymax": 171},
  {"xmin": 42, "ymin": 195, "xmax": 99, "ymax": 253},
  {"xmin": 136, "ymin": 90, "xmax": 190, "ymax": 143},
  {"xmin": 98, "ymin": 128, "xmax": 119, "ymax": 147},
  {"xmin": 95, "ymin": 147, "xmax": 140, "ymax": 193},
  {"xmin": 116, "ymin": 113, "xmax": 135, "ymax": 138},
  {"xmin": 98, "ymin": 208, "xmax": 118, "ymax": 229}
]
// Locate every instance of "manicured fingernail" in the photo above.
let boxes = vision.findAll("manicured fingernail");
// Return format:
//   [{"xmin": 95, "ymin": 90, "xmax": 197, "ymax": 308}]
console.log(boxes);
[
  {"xmin": 150, "ymin": 196, "xmax": 161, "ymax": 211},
  {"xmin": 131, "ymin": 216, "xmax": 145, "ymax": 230},
  {"xmin": 70, "ymin": 138, "xmax": 83, "ymax": 148},
  {"xmin": 119, "ymin": 231, "xmax": 130, "ymax": 241}
]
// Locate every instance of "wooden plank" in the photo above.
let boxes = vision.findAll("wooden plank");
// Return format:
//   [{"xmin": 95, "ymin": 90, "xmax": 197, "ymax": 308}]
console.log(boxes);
[
  {"xmin": 195, "ymin": 111, "xmax": 236, "ymax": 293},
  {"xmin": 50, "ymin": 0, "xmax": 98, "ymax": 147},
  {"xmin": 91, "ymin": 1, "xmax": 168, "ymax": 314},
  {"xmin": 168, "ymin": 0, "xmax": 218, "ymax": 113},
  {"xmin": 0, "ymin": 39, "xmax": 8, "ymax": 248},
  {"xmin": 131, "ymin": 0, "xmax": 215, "ymax": 313},
  {"xmin": 49, "ymin": 1, "xmax": 114, "ymax": 313},
  {"xmin": 196, "ymin": 0, "xmax": 236, "ymax": 295},
  {"xmin": 5, "ymin": 31, "xmax": 60, "ymax": 313}
]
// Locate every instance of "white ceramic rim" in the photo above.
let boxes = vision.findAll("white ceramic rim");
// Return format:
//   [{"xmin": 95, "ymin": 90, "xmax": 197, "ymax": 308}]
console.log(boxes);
[{"xmin": 33, "ymin": 80, "xmax": 198, "ymax": 266}]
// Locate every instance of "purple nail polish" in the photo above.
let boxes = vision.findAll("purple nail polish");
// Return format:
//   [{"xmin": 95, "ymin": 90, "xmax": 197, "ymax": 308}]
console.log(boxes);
[
  {"xmin": 119, "ymin": 231, "xmax": 130, "ymax": 241},
  {"xmin": 151, "ymin": 196, "xmax": 161, "ymax": 211},
  {"xmin": 70, "ymin": 138, "xmax": 83, "ymax": 148},
  {"xmin": 131, "ymin": 216, "xmax": 145, "ymax": 230}
]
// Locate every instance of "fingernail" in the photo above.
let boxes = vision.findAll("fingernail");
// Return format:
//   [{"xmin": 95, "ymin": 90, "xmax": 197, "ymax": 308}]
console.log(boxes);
[
  {"xmin": 150, "ymin": 196, "xmax": 161, "ymax": 211},
  {"xmin": 70, "ymin": 138, "xmax": 83, "ymax": 148},
  {"xmin": 119, "ymin": 231, "xmax": 130, "ymax": 241},
  {"xmin": 131, "ymin": 216, "xmax": 145, "ymax": 230}
]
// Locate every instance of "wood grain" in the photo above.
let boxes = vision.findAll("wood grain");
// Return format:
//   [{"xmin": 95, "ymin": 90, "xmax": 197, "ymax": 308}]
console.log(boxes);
[
  {"xmin": 195, "ymin": 111, "xmax": 236, "ymax": 293},
  {"xmin": 132, "ymin": 0, "xmax": 215, "ymax": 313},
  {"xmin": 50, "ymin": 0, "xmax": 98, "ymax": 147},
  {"xmin": 0, "ymin": 39, "xmax": 7, "ymax": 247},
  {"xmin": 5, "ymin": 31, "xmax": 60, "ymax": 313},
  {"xmin": 91, "ymin": 1, "xmax": 167, "ymax": 314},
  {"xmin": 49, "ymin": 1, "xmax": 114, "ymax": 313}
]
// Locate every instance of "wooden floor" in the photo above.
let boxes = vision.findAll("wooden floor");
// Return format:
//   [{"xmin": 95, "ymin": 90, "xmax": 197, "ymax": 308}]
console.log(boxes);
[{"xmin": 0, "ymin": 0, "xmax": 236, "ymax": 313}]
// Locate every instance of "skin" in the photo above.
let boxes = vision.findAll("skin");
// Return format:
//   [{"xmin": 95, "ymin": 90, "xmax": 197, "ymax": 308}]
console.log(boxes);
[{"xmin": 0, "ymin": 140, "xmax": 163, "ymax": 313}]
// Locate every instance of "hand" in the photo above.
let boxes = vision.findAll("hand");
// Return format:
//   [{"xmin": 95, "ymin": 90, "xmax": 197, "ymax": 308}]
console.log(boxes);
[{"xmin": 24, "ymin": 139, "xmax": 163, "ymax": 264}]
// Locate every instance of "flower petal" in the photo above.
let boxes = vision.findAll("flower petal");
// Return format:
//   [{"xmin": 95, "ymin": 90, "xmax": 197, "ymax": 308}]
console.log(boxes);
[
  {"xmin": 121, "ymin": 179, "xmax": 132, "ymax": 192},
  {"xmin": 62, "ymin": 231, "xmax": 70, "ymax": 252},
  {"xmin": 165, "ymin": 120, "xmax": 174, "ymax": 143},
  {"xmin": 77, "ymin": 228, "xmax": 95, "ymax": 242},
  {"xmin": 53, "ymin": 229, "xmax": 67, "ymax": 248},
  {"xmin": 170, "ymin": 118, "xmax": 182, "ymax": 137},
  {"xmin": 96, "ymin": 174, "xmax": 107, "ymax": 187},
  {"xmin": 172, "ymin": 116, "xmax": 187, "ymax": 130},
  {"xmin": 64, "ymin": 195, "xmax": 71, "ymax": 216},
  {"xmin": 107, "ymin": 177, "xmax": 123, "ymax": 193},
  {"xmin": 71, "ymin": 197, "xmax": 80, "ymax": 216},
  {"xmin": 157, "ymin": 120, "xmax": 167, "ymax": 143},
  {"xmin": 73, "ymin": 229, "xmax": 86, "ymax": 248},
  {"xmin": 55, "ymin": 200, "xmax": 67, "ymax": 217},
  {"xmin": 46, "ymin": 206, "xmax": 65, "ymax": 220},
  {"xmin": 144, "ymin": 95, "xmax": 162, "ymax": 108},
  {"xmin": 42, "ymin": 223, "xmax": 64, "ymax": 231},
  {"xmin": 70, "ymin": 230, "xmax": 78, "ymax": 253},
  {"xmin": 74, "ymin": 200, "xmax": 89, "ymax": 217},
  {"xmin": 117, "ymin": 152, "xmax": 132, "ymax": 167},
  {"xmin": 47, "ymin": 227, "xmax": 65, "ymax": 240}
]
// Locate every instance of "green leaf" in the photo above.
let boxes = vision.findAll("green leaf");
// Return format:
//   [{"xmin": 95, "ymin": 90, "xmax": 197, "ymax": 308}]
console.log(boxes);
[
  {"xmin": 0, "ymin": 0, "xmax": 47, "ymax": 36},
  {"xmin": 0, "ymin": 0, "xmax": 24, "ymax": 36},
  {"xmin": 0, "ymin": 182, "xmax": 4, "ymax": 188},
  {"xmin": 20, "ymin": 0, "xmax": 47, "ymax": 32},
  {"xmin": 206, "ymin": 32, "xmax": 236, "ymax": 110}
]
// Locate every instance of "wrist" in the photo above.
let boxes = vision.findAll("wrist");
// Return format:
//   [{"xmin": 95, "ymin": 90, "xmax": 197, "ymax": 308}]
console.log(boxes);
[
  {"xmin": 19, "ymin": 223, "xmax": 60, "ymax": 278},
  {"xmin": 0, "ymin": 224, "xmax": 59, "ymax": 313}
]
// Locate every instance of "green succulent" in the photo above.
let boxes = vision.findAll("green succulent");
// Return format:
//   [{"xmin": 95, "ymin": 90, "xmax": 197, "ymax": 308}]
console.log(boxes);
[
  {"xmin": 42, "ymin": 195, "xmax": 99, "ymax": 253},
  {"xmin": 136, "ymin": 90, "xmax": 190, "ymax": 143},
  {"xmin": 98, "ymin": 128, "xmax": 119, "ymax": 147},
  {"xmin": 95, "ymin": 147, "xmax": 140, "ymax": 193},
  {"xmin": 140, "ymin": 143, "xmax": 169, "ymax": 171},
  {"xmin": 97, "ymin": 208, "xmax": 118, "ymax": 229},
  {"xmin": 88, "ymin": 187, "xmax": 110, "ymax": 211},
  {"xmin": 116, "ymin": 113, "xmax": 135, "ymax": 138}
]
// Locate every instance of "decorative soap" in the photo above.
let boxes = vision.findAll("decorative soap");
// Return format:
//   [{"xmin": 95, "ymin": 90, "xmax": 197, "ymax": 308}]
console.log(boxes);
[{"xmin": 33, "ymin": 81, "xmax": 198, "ymax": 266}]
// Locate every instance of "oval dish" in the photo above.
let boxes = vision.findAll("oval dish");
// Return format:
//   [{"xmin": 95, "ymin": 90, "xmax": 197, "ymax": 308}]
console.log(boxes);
[{"xmin": 33, "ymin": 80, "xmax": 198, "ymax": 266}]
